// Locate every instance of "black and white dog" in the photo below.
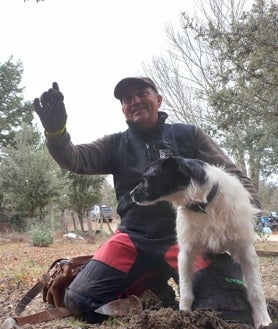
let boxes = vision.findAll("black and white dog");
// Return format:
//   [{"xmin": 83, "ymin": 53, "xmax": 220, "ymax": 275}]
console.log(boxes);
[{"xmin": 130, "ymin": 156, "xmax": 271, "ymax": 329}]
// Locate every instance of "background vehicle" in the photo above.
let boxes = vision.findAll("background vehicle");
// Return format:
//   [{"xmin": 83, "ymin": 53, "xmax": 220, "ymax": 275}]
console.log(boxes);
[
  {"xmin": 258, "ymin": 211, "xmax": 278, "ymax": 233},
  {"xmin": 89, "ymin": 205, "xmax": 113, "ymax": 222}
]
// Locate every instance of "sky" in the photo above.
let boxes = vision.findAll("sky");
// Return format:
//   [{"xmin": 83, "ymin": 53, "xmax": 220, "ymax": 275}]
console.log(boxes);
[{"xmin": 0, "ymin": 0, "xmax": 196, "ymax": 144}]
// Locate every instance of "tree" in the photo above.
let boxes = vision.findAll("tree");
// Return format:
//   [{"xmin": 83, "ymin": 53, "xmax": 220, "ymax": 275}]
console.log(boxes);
[
  {"xmin": 258, "ymin": 180, "xmax": 278, "ymax": 215},
  {"xmin": 143, "ymin": 0, "xmax": 277, "ymax": 187},
  {"xmin": 0, "ymin": 57, "xmax": 33, "ymax": 149},
  {"xmin": 66, "ymin": 172, "xmax": 105, "ymax": 231},
  {"xmin": 0, "ymin": 124, "xmax": 66, "ymax": 226},
  {"xmin": 100, "ymin": 179, "xmax": 118, "ymax": 213},
  {"xmin": 205, "ymin": 0, "xmax": 278, "ymax": 184}
]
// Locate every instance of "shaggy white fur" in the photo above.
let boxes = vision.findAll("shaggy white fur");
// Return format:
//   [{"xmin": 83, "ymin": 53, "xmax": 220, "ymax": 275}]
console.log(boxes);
[
  {"xmin": 133, "ymin": 159, "xmax": 272, "ymax": 329},
  {"xmin": 175, "ymin": 164, "xmax": 271, "ymax": 328}
]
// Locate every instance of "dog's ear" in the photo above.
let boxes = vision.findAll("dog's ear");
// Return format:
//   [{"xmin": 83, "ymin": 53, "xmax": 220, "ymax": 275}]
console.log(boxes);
[
  {"xmin": 162, "ymin": 157, "xmax": 207, "ymax": 183},
  {"xmin": 161, "ymin": 156, "xmax": 190, "ymax": 177},
  {"xmin": 174, "ymin": 157, "xmax": 192, "ymax": 177},
  {"xmin": 161, "ymin": 157, "xmax": 181, "ymax": 172}
]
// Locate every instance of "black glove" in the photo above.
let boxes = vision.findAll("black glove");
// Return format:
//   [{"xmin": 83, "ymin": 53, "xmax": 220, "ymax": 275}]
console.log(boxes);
[{"xmin": 34, "ymin": 82, "xmax": 67, "ymax": 135}]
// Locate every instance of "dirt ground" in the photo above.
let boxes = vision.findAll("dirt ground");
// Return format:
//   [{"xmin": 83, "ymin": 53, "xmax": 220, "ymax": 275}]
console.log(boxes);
[{"xmin": 0, "ymin": 229, "xmax": 277, "ymax": 329}]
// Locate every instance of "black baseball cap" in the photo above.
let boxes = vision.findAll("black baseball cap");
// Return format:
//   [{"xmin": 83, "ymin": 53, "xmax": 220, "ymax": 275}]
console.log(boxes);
[{"xmin": 114, "ymin": 77, "xmax": 158, "ymax": 100}]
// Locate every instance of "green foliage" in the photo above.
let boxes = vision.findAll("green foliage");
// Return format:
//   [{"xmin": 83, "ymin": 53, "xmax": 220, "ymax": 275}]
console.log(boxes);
[
  {"xmin": 205, "ymin": 0, "xmax": 278, "ymax": 180},
  {"xmin": 144, "ymin": 0, "xmax": 277, "ymax": 186},
  {"xmin": 66, "ymin": 172, "xmax": 105, "ymax": 231},
  {"xmin": 258, "ymin": 180, "xmax": 278, "ymax": 214},
  {"xmin": 101, "ymin": 179, "xmax": 118, "ymax": 212},
  {"xmin": 30, "ymin": 226, "xmax": 53, "ymax": 247},
  {"xmin": 0, "ymin": 122, "xmax": 107, "ymax": 231},
  {"xmin": 0, "ymin": 124, "xmax": 67, "ymax": 221},
  {"xmin": 0, "ymin": 57, "xmax": 108, "ymax": 229},
  {"xmin": 0, "ymin": 57, "xmax": 33, "ymax": 149}
]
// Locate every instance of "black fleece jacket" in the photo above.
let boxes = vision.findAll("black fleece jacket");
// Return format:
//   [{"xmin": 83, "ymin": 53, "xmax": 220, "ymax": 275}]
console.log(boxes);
[{"xmin": 46, "ymin": 112, "xmax": 260, "ymax": 241}]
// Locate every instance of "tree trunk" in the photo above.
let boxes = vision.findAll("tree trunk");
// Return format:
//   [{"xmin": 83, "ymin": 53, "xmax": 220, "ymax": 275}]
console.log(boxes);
[
  {"xmin": 61, "ymin": 209, "xmax": 68, "ymax": 233},
  {"xmin": 249, "ymin": 151, "xmax": 260, "ymax": 190},
  {"xmin": 70, "ymin": 211, "xmax": 77, "ymax": 231},
  {"xmin": 233, "ymin": 146, "xmax": 247, "ymax": 176},
  {"xmin": 78, "ymin": 212, "xmax": 84, "ymax": 231},
  {"xmin": 87, "ymin": 214, "xmax": 92, "ymax": 232}
]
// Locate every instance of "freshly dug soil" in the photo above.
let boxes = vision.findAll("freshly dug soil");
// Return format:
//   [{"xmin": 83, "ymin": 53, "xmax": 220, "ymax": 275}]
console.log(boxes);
[
  {"xmin": 125, "ymin": 291, "xmax": 278, "ymax": 329},
  {"xmin": 1, "ymin": 233, "xmax": 278, "ymax": 329}
]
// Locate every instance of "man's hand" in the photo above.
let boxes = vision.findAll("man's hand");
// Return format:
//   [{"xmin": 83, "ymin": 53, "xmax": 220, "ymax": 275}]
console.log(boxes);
[{"xmin": 34, "ymin": 82, "xmax": 67, "ymax": 135}]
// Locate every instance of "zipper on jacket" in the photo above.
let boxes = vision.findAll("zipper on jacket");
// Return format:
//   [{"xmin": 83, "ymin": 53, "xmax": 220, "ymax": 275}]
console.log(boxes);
[{"xmin": 146, "ymin": 143, "xmax": 152, "ymax": 162}]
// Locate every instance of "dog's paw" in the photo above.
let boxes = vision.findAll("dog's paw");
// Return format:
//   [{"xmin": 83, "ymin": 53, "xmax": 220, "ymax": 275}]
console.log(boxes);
[
  {"xmin": 0, "ymin": 318, "xmax": 19, "ymax": 329},
  {"xmin": 179, "ymin": 300, "xmax": 192, "ymax": 311},
  {"xmin": 254, "ymin": 313, "xmax": 273, "ymax": 329},
  {"xmin": 258, "ymin": 324, "xmax": 278, "ymax": 329}
]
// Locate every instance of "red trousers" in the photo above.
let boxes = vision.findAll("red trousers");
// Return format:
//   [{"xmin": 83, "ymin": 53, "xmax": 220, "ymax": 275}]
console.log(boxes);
[
  {"xmin": 88, "ymin": 230, "xmax": 208, "ymax": 296},
  {"xmin": 64, "ymin": 230, "xmax": 209, "ymax": 323}
]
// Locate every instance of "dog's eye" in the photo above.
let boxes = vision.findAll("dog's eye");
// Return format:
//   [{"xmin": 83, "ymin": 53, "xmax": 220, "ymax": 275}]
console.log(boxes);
[
  {"xmin": 145, "ymin": 175, "xmax": 160, "ymax": 187},
  {"xmin": 142, "ymin": 174, "xmax": 154, "ymax": 184}
]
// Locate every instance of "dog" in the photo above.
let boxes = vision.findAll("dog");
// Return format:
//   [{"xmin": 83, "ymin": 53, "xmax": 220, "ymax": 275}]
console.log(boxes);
[{"xmin": 130, "ymin": 156, "xmax": 271, "ymax": 329}]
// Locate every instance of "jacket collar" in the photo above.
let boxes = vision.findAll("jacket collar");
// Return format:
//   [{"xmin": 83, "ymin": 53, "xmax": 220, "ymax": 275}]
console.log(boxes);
[{"xmin": 126, "ymin": 111, "xmax": 168, "ymax": 140}]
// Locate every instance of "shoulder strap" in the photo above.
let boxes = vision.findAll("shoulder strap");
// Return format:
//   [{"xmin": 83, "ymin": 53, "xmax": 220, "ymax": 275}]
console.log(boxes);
[
  {"xmin": 15, "ymin": 261, "xmax": 60, "ymax": 316},
  {"xmin": 15, "ymin": 281, "xmax": 44, "ymax": 316},
  {"xmin": 15, "ymin": 307, "xmax": 72, "ymax": 326}
]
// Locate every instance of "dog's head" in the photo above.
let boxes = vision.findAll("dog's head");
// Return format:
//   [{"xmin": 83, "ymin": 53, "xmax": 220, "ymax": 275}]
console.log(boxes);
[{"xmin": 130, "ymin": 156, "xmax": 208, "ymax": 205}]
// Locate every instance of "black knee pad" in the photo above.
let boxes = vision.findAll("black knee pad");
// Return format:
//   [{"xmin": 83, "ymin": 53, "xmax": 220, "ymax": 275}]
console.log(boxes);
[{"xmin": 192, "ymin": 253, "xmax": 253, "ymax": 324}]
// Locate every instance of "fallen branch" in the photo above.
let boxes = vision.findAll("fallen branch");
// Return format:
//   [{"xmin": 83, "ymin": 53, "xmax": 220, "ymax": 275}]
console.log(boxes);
[{"xmin": 256, "ymin": 250, "xmax": 278, "ymax": 257}]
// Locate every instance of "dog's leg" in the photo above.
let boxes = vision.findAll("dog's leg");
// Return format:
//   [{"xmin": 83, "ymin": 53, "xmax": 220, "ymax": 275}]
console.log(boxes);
[
  {"xmin": 235, "ymin": 245, "xmax": 272, "ymax": 329},
  {"xmin": 178, "ymin": 247, "xmax": 195, "ymax": 311}
]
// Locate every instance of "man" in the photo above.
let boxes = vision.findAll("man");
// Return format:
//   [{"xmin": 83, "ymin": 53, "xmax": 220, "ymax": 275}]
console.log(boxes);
[{"xmin": 34, "ymin": 77, "xmax": 258, "ymax": 324}]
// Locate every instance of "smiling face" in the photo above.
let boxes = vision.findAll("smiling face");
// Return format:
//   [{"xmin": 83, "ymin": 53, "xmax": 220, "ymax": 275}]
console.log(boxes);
[{"xmin": 121, "ymin": 86, "xmax": 162, "ymax": 131}]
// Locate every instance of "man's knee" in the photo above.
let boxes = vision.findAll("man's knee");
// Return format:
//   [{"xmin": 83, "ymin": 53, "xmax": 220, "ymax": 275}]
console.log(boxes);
[{"xmin": 64, "ymin": 288, "xmax": 108, "ymax": 324}]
